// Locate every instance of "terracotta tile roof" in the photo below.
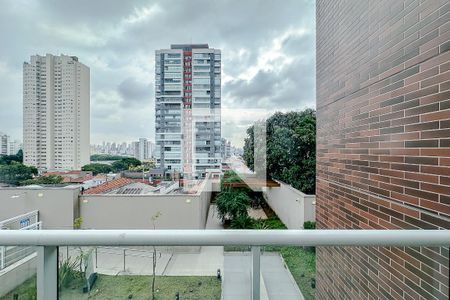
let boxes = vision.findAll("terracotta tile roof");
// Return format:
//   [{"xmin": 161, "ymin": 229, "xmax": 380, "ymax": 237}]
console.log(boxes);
[
  {"xmin": 92, "ymin": 174, "xmax": 107, "ymax": 180},
  {"xmin": 71, "ymin": 175, "xmax": 94, "ymax": 183},
  {"xmin": 45, "ymin": 170, "xmax": 85, "ymax": 176},
  {"xmin": 84, "ymin": 178, "xmax": 134, "ymax": 195}
]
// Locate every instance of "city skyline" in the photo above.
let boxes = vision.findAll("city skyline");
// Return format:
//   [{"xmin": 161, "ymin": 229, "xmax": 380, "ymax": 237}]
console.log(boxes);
[{"xmin": 0, "ymin": 0, "xmax": 315, "ymax": 147}]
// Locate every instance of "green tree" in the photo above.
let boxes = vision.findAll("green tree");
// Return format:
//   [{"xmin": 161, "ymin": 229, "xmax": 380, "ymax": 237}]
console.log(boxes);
[
  {"xmin": 243, "ymin": 126, "xmax": 254, "ymax": 171},
  {"xmin": 128, "ymin": 160, "xmax": 156, "ymax": 171},
  {"xmin": 0, "ymin": 149, "xmax": 23, "ymax": 165},
  {"xmin": 0, "ymin": 161, "xmax": 38, "ymax": 185},
  {"xmin": 216, "ymin": 188, "xmax": 250, "ymax": 222},
  {"xmin": 81, "ymin": 163, "xmax": 113, "ymax": 175},
  {"xmin": 111, "ymin": 157, "xmax": 141, "ymax": 172},
  {"xmin": 242, "ymin": 109, "xmax": 316, "ymax": 194},
  {"xmin": 90, "ymin": 154, "xmax": 133, "ymax": 161},
  {"xmin": 21, "ymin": 175, "xmax": 64, "ymax": 186}
]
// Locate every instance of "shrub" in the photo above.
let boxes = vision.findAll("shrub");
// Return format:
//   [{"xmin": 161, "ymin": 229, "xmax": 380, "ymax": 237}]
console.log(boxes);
[
  {"xmin": 303, "ymin": 221, "xmax": 316, "ymax": 229},
  {"xmin": 263, "ymin": 217, "xmax": 287, "ymax": 229},
  {"xmin": 230, "ymin": 215, "xmax": 254, "ymax": 229},
  {"xmin": 216, "ymin": 189, "xmax": 250, "ymax": 222},
  {"xmin": 252, "ymin": 219, "xmax": 269, "ymax": 229},
  {"xmin": 59, "ymin": 258, "xmax": 80, "ymax": 289}
]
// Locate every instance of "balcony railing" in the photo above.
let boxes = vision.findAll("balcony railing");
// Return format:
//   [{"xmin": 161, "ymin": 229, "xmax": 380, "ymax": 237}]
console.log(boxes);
[{"xmin": 0, "ymin": 229, "xmax": 449, "ymax": 300}]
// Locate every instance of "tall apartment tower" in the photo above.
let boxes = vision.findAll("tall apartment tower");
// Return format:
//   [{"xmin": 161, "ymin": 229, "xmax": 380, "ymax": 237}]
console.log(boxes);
[
  {"xmin": 23, "ymin": 54, "xmax": 90, "ymax": 171},
  {"xmin": 155, "ymin": 44, "xmax": 221, "ymax": 178},
  {"xmin": 317, "ymin": 1, "xmax": 449, "ymax": 299}
]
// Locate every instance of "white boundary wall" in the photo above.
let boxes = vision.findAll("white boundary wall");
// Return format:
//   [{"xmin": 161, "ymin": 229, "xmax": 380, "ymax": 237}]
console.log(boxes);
[
  {"xmin": 79, "ymin": 176, "xmax": 212, "ymax": 230},
  {"xmin": 262, "ymin": 180, "xmax": 315, "ymax": 229},
  {"xmin": 0, "ymin": 187, "xmax": 80, "ymax": 229}
]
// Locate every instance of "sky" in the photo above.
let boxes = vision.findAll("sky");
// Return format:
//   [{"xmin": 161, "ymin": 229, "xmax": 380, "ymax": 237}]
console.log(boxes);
[{"xmin": 0, "ymin": 0, "xmax": 316, "ymax": 147}]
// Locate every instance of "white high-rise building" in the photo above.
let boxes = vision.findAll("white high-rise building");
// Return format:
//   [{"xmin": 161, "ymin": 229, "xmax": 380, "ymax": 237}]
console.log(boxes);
[
  {"xmin": 132, "ymin": 138, "xmax": 154, "ymax": 161},
  {"xmin": 0, "ymin": 132, "xmax": 21, "ymax": 156},
  {"xmin": 0, "ymin": 132, "xmax": 9, "ymax": 156},
  {"xmin": 8, "ymin": 140, "xmax": 22, "ymax": 155},
  {"xmin": 23, "ymin": 54, "xmax": 90, "ymax": 171},
  {"xmin": 155, "ymin": 44, "xmax": 221, "ymax": 178}
]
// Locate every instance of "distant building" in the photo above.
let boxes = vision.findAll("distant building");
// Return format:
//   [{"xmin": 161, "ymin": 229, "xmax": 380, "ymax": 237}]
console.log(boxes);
[
  {"xmin": 23, "ymin": 54, "xmax": 90, "ymax": 171},
  {"xmin": 0, "ymin": 132, "xmax": 9, "ymax": 155},
  {"xmin": 132, "ymin": 138, "xmax": 154, "ymax": 161},
  {"xmin": 8, "ymin": 140, "xmax": 22, "ymax": 155},
  {"xmin": 155, "ymin": 44, "xmax": 221, "ymax": 179},
  {"xmin": 220, "ymin": 138, "xmax": 231, "ymax": 160},
  {"xmin": 0, "ymin": 132, "xmax": 21, "ymax": 156}
]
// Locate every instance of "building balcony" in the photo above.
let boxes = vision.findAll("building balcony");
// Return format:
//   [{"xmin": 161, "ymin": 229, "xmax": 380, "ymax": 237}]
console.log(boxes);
[{"xmin": 0, "ymin": 230, "xmax": 448, "ymax": 300}]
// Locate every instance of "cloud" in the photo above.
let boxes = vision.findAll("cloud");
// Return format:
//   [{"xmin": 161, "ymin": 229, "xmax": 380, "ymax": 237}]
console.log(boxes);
[
  {"xmin": 223, "ymin": 30, "xmax": 316, "ymax": 110},
  {"xmin": 117, "ymin": 77, "xmax": 153, "ymax": 106},
  {"xmin": 0, "ymin": 0, "xmax": 315, "ymax": 146}
]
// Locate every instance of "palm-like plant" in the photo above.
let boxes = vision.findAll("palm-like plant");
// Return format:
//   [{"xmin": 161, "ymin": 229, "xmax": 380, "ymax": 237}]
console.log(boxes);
[{"xmin": 216, "ymin": 189, "xmax": 250, "ymax": 222}]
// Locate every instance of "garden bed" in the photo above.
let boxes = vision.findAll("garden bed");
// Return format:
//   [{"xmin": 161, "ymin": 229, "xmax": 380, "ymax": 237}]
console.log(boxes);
[{"xmin": 1, "ymin": 275, "xmax": 221, "ymax": 300}]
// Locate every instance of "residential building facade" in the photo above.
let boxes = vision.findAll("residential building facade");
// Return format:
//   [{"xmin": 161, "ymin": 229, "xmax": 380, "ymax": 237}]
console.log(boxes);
[
  {"xmin": 155, "ymin": 44, "xmax": 221, "ymax": 178},
  {"xmin": 317, "ymin": 1, "xmax": 450, "ymax": 299},
  {"xmin": 23, "ymin": 54, "xmax": 90, "ymax": 171}
]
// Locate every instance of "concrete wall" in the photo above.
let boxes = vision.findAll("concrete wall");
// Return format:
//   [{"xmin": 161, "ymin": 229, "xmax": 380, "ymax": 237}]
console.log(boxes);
[
  {"xmin": 0, "ymin": 254, "xmax": 36, "ymax": 298},
  {"xmin": 198, "ymin": 176, "xmax": 213, "ymax": 228},
  {"xmin": 262, "ymin": 180, "xmax": 315, "ymax": 229},
  {"xmin": 0, "ymin": 177, "xmax": 213, "ymax": 231},
  {"xmin": 0, "ymin": 187, "xmax": 79, "ymax": 229},
  {"xmin": 79, "ymin": 178, "xmax": 212, "ymax": 229}
]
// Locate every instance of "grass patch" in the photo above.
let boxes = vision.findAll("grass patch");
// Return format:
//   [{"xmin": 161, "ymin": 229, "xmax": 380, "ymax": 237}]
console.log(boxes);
[
  {"xmin": 1, "ymin": 275, "xmax": 221, "ymax": 300},
  {"xmin": 276, "ymin": 246, "xmax": 316, "ymax": 300},
  {"xmin": 0, "ymin": 276, "xmax": 36, "ymax": 300}
]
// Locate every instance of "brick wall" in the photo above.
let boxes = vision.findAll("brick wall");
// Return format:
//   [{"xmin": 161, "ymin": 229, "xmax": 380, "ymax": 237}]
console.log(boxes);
[{"xmin": 316, "ymin": 1, "xmax": 449, "ymax": 299}]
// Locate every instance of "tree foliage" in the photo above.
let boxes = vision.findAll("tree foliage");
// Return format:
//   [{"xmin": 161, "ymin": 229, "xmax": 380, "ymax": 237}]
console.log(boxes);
[
  {"xmin": 82, "ymin": 157, "xmax": 142, "ymax": 175},
  {"xmin": 128, "ymin": 160, "xmax": 156, "ymax": 171},
  {"xmin": 0, "ymin": 161, "xmax": 38, "ymax": 185},
  {"xmin": 90, "ymin": 154, "xmax": 132, "ymax": 161},
  {"xmin": 243, "ymin": 109, "xmax": 316, "ymax": 194},
  {"xmin": 216, "ymin": 189, "xmax": 250, "ymax": 222},
  {"xmin": 81, "ymin": 163, "xmax": 113, "ymax": 175},
  {"xmin": 0, "ymin": 149, "xmax": 23, "ymax": 165},
  {"xmin": 21, "ymin": 175, "xmax": 64, "ymax": 186},
  {"xmin": 111, "ymin": 157, "xmax": 141, "ymax": 172}
]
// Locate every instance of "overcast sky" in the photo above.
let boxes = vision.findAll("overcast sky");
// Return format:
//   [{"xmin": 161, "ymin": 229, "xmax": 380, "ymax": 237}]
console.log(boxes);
[{"xmin": 0, "ymin": 0, "xmax": 315, "ymax": 147}]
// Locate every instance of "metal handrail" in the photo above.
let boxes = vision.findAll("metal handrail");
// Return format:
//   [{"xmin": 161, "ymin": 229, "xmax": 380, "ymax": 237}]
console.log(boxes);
[{"xmin": 0, "ymin": 229, "xmax": 449, "ymax": 246}]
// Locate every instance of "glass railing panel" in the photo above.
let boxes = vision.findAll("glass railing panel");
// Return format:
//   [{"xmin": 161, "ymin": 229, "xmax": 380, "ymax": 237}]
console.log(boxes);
[
  {"xmin": 0, "ymin": 245, "xmax": 37, "ymax": 300},
  {"xmin": 58, "ymin": 245, "xmax": 222, "ymax": 299}
]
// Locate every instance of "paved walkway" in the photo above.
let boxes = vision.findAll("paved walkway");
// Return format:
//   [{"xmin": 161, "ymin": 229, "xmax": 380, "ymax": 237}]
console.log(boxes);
[
  {"xmin": 222, "ymin": 253, "xmax": 304, "ymax": 300},
  {"xmin": 163, "ymin": 205, "xmax": 224, "ymax": 276}
]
